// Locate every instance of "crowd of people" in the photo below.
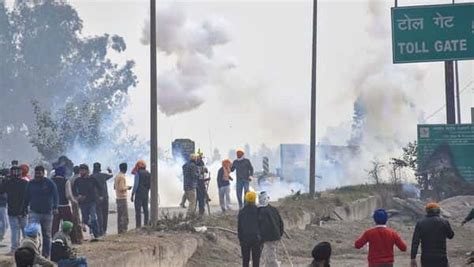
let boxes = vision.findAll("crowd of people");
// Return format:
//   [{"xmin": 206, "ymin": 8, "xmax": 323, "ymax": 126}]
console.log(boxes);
[
  {"xmin": 0, "ymin": 152, "xmax": 472, "ymax": 267},
  {"xmin": 236, "ymin": 193, "xmax": 473, "ymax": 267},
  {"xmin": 0, "ymin": 159, "xmax": 151, "ymax": 266},
  {"xmin": 352, "ymin": 202, "xmax": 459, "ymax": 267},
  {"xmin": 180, "ymin": 148, "xmax": 474, "ymax": 267},
  {"xmin": 181, "ymin": 148, "xmax": 254, "ymax": 217}
]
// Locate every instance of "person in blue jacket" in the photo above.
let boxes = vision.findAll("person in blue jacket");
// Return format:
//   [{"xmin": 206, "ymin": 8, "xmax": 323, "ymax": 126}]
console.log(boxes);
[{"xmin": 23, "ymin": 165, "xmax": 59, "ymax": 258}]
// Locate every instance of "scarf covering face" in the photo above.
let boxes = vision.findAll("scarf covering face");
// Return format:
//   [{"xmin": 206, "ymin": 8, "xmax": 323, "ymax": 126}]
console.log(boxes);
[
  {"xmin": 259, "ymin": 191, "xmax": 270, "ymax": 207},
  {"xmin": 222, "ymin": 159, "xmax": 232, "ymax": 181},
  {"xmin": 132, "ymin": 160, "xmax": 146, "ymax": 175}
]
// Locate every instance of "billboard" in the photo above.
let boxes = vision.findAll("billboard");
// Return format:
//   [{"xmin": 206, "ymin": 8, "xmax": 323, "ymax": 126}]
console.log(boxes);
[
  {"xmin": 172, "ymin": 139, "xmax": 195, "ymax": 162},
  {"xmin": 417, "ymin": 124, "xmax": 474, "ymax": 183}
]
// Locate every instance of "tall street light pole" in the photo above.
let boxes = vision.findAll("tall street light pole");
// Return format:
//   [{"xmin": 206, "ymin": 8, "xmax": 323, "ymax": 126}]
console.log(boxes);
[
  {"xmin": 309, "ymin": 0, "xmax": 318, "ymax": 197},
  {"xmin": 150, "ymin": 0, "xmax": 159, "ymax": 225}
]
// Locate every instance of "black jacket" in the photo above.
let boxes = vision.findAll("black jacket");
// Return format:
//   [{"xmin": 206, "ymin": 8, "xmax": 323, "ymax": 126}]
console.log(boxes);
[
  {"xmin": 135, "ymin": 169, "xmax": 151, "ymax": 197},
  {"xmin": 0, "ymin": 177, "xmax": 28, "ymax": 216},
  {"xmin": 90, "ymin": 172, "xmax": 113, "ymax": 199},
  {"xmin": 217, "ymin": 167, "xmax": 230, "ymax": 188},
  {"xmin": 73, "ymin": 176, "xmax": 102, "ymax": 204},
  {"xmin": 411, "ymin": 214, "xmax": 454, "ymax": 260},
  {"xmin": 182, "ymin": 161, "xmax": 199, "ymax": 191},
  {"xmin": 238, "ymin": 204, "xmax": 260, "ymax": 246},
  {"xmin": 258, "ymin": 205, "xmax": 284, "ymax": 242},
  {"xmin": 51, "ymin": 177, "xmax": 69, "ymax": 206},
  {"xmin": 231, "ymin": 158, "xmax": 254, "ymax": 181}
]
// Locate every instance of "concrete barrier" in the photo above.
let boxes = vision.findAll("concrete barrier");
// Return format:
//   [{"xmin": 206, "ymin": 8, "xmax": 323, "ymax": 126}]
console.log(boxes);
[
  {"xmin": 0, "ymin": 196, "xmax": 383, "ymax": 266},
  {"xmin": 0, "ymin": 232, "xmax": 201, "ymax": 267},
  {"xmin": 85, "ymin": 236, "xmax": 200, "ymax": 267},
  {"xmin": 332, "ymin": 196, "xmax": 381, "ymax": 221},
  {"xmin": 284, "ymin": 210, "xmax": 313, "ymax": 230}
]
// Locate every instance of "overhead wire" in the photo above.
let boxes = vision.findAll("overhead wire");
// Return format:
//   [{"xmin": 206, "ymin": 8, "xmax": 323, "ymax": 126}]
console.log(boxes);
[{"xmin": 424, "ymin": 80, "xmax": 474, "ymax": 122}]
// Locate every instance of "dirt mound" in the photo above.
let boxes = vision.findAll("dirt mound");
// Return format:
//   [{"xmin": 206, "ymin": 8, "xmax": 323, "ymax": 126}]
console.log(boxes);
[
  {"xmin": 186, "ymin": 187, "xmax": 473, "ymax": 267},
  {"xmin": 185, "ymin": 230, "xmax": 241, "ymax": 267},
  {"xmin": 440, "ymin": 195, "xmax": 474, "ymax": 220}
]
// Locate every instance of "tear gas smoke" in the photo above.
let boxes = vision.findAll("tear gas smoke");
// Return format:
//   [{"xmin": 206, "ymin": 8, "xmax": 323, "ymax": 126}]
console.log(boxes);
[
  {"xmin": 319, "ymin": 0, "xmax": 427, "ymax": 185},
  {"xmin": 55, "ymin": 1, "xmax": 432, "ymax": 207},
  {"xmin": 141, "ymin": 4, "xmax": 232, "ymax": 116}
]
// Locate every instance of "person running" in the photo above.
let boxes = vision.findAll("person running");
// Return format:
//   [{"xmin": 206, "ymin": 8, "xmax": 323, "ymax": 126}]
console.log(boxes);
[
  {"xmin": 23, "ymin": 165, "xmax": 59, "ymax": 258},
  {"xmin": 66, "ymin": 166, "xmax": 83, "ymax": 244},
  {"xmin": 16, "ymin": 223, "xmax": 55, "ymax": 267},
  {"xmin": 258, "ymin": 191, "xmax": 284, "ymax": 267},
  {"xmin": 309, "ymin": 242, "xmax": 332, "ymax": 267},
  {"xmin": 232, "ymin": 149, "xmax": 254, "ymax": 209},
  {"xmin": 238, "ymin": 191, "xmax": 262, "ymax": 267},
  {"xmin": 217, "ymin": 159, "xmax": 233, "ymax": 213},
  {"xmin": 51, "ymin": 167, "xmax": 74, "ymax": 239},
  {"xmin": 90, "ymin": 162, "xmax": 113, "ymax": 235},
  {"xmin": 410, "ymin": 203, "xmax": 454, "ymax": 267},
  {"xmin": 114, "ymin": 163, "xmax": 130, "ymax": 234},
  {"xmin": 73, "ymin": 164, "xmax": 102, "ymax": 238},
  {"xmin": 131, "ymin": 160, "xmax": 151, "ymax": 227},
  {"xmin": 0, "ymin": 166, "xmax": 28, "ymax": 254},
  {"xmin": 182, "ymin": 155, "xmax": 199, "ymax": 217},
  {"xmin": 355, "ymin": 209, "xmax": 407, "ymax": 267}
]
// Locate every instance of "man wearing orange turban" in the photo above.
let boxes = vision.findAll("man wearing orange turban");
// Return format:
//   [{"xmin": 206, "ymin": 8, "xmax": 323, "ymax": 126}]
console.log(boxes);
[{"xmin": 410, "ymin": 202, "xmax": 454, "ymax": 267}]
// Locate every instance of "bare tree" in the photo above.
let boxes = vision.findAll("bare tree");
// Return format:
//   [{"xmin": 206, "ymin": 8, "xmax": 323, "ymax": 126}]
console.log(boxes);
[
  {"xmin": 366, "ymin": 159, "xmax": 385, "ymax": 185},
  {"xmin": 390, "ymin": 158, "xmax": 407, "ymax": 185}
]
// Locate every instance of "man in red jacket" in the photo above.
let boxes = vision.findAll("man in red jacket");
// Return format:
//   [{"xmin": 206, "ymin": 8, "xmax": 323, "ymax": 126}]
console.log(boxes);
[{"xmin": 355, "ymin": 209, "xmax": 407, "ymax": 267}]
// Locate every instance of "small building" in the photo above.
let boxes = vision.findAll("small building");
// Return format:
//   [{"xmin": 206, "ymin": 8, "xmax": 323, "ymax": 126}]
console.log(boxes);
[{"xmin": 280, "ymin": 144, "xmax": 359, "ymax": 186}]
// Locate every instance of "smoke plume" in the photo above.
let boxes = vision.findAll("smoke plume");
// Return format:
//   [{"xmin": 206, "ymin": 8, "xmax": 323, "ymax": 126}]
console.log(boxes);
[
  {"xmin": 142, "ymin": 5, "xmax": 232, "ymax": 116},
  {"xmin": 340, "ymin": 0, "xmax": 427, "ymax": 183}
]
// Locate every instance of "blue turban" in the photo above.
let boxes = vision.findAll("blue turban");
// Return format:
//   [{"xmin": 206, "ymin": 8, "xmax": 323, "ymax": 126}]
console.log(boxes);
[{"xmin": 373, "ymin": 209, "xmax": 388, "ymax": 225}]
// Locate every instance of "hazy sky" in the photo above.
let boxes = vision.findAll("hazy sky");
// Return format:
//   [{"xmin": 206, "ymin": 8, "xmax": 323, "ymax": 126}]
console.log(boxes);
[{"xmin": 68, "ymin": 0, "xmax": 473, "ymax": 157}]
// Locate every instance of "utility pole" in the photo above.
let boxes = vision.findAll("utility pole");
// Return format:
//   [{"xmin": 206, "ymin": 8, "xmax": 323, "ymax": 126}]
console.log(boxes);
[
  {"xmin": 309, "ymin": 0, "xmax": 317, "ymax": 197},
  {"xmin": 453, "ymin": 0, "xmax": 461, "ymax": 124},
  {"xmin": 150, "ymin": 0, "xmax": 158, "ymax": 225}
]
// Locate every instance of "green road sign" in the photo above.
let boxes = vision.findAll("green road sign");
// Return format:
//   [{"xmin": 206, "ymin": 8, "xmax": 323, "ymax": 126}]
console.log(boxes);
[
  {"xmin": 418, "ymin": 124, "xmax": 474, "ymax": 182},
  {"xmin": 392, "ymin": 3, "xmax": 474, "ymax": 63}
]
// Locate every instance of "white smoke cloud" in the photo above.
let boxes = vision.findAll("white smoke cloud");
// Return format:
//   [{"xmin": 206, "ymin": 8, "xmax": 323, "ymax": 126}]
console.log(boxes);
[
  {"xmin": 337, "ymin": 0, "xmax": 427, "ymax": 183},
  {"xmin": 312, "ymin": 0, "xmax": 429, "ymax": 186},
  {"xmin": 142, "ymin": 5, "xmax": 232, "ymax": 116}
]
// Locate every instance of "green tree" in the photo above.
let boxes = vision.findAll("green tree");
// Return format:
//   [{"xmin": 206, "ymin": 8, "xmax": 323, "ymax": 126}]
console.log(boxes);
[
  {"xmin": 394, "ymin": 141, "xmax": 474, "ymax": 199},
  {"xmin": 30, "ymin": 101, "xmax": 65, "ymax": 161},
  {"xmin": 0, "ymin": 1, "xmax": 137, "ymax": 160}
]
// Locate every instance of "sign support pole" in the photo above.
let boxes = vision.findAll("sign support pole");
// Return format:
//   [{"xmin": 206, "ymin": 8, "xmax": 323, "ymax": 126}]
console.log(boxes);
[
  {"xmin": 452, "ymin": 0, "xmax": 461, "ymax": 124},
  {"xmin": 455, "ymin": 60, "xmax": 461, "ymax": 124},
  {"xmin": 445, "ymin": 61, "xmax": 456, "ymax": 124}
]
